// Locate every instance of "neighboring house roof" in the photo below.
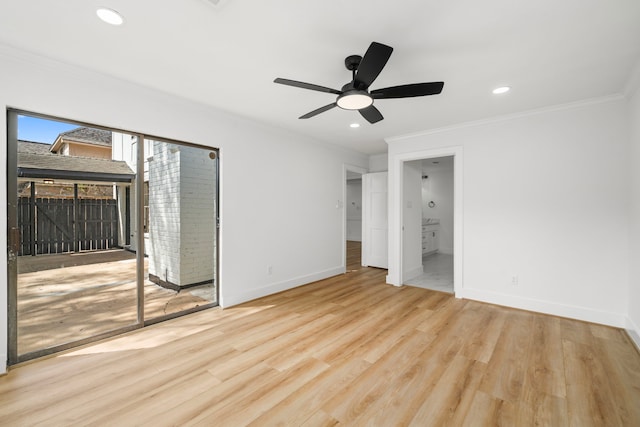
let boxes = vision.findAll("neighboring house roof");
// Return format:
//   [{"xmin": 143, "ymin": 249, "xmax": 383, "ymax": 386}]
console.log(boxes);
[
  {"xmin": 50, "ymin": 126, "xmax": 112, "ymax": 153},
  {"xmin": 17, "ymin": 140, "xmax": 52, "ymax": 155},
  {"xmin": 18, "ymin": 140, "xmax": 133, "ymax": 182}
]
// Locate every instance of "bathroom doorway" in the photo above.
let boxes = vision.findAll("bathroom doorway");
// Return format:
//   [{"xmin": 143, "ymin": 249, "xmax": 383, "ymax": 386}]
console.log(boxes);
[{"xmin": 402, "ymin": 156, "xmax": 454, "ymax": 293}]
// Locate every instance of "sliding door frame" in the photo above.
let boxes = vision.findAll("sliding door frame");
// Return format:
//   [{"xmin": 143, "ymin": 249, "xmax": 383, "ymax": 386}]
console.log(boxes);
[
  {"xmin": 136, "ymin": 133, "xmax": 145, "ymax": 326},
  {"xmin": 7, "ymin": 109, "xmax": 18, "ymax": 364},
  {"xmin": 6, "ymin": 109, "xmax": 220, "ymax": 365}
]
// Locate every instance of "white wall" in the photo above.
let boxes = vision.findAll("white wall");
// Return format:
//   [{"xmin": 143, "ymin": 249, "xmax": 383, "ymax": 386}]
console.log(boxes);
[
  {"xmin": 0, "ymin": 45, "xmax": 368, "ymax": 373},
  {"xmin": 628, "ymin": 65, "xmax": 640, "ymax": 348},
  {"xmin": 369, "ymin": 153, "xmax": 388, "ymax": 172},
  {"xmin": 388, "ymin": 97, "xmax": 630, "ymax": 327},
  {"xmin": 346, "ymin": 179, "xmax": 362, "ymax": 241},
  {"xmin": 403, "ymin": 160, "xmax": 423, "ymax": 280},
  {"xmin": 421, "ymin": 167, "xmax": 454, "ymax": 254}
]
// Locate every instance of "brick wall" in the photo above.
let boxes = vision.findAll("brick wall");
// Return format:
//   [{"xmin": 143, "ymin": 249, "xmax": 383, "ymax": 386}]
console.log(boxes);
[
  {"xmin": 179, "ymin": 146, "xmax": 216, "ymax": 285},
  {"xmin": 148, "ymin": 142, "xmax": 216, "ymax": 288}
]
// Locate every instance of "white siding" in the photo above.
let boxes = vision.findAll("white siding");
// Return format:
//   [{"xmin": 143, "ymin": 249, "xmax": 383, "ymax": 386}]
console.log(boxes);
[{"xmin": 149, "ymin": 143, "xmax": 181, "ymax": 285}]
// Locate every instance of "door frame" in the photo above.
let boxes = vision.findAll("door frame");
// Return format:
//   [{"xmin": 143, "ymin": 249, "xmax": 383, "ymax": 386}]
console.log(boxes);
[{"xmin": 387, "ymin": 146, "xmax": 463, "ymax": 296}]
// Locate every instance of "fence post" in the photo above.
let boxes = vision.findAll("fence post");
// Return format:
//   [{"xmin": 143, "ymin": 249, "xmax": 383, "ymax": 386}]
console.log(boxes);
[
  {"xmin": 74, "ymin": 184, "xmax": 79, "ymax": 252},
  {"xmin": 30, "ymin": 182, "xmax": 36, "ymax": 256}
]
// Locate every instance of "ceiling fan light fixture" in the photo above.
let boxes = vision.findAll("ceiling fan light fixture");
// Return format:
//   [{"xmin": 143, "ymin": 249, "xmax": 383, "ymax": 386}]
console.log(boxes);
[{"xmin": 337, "ymin": 91, "xmax": 373, "ymax": 110}]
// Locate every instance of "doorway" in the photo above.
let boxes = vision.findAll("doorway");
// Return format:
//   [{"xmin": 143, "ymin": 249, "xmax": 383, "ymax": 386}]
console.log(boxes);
[
  {"xmin": 387, "ymin": 147, "xmax": 463, "ymax": 295},
  {"xmin": 344, "ymin": 165, "xmax": 367, "ymax": 272},
  {"xmin": 6, "ymin": 110, "xmax": 220, "ymax": 364},
  {"xmin": 403, "ymin": 156, "xmax": 454, "ymax": 293}
]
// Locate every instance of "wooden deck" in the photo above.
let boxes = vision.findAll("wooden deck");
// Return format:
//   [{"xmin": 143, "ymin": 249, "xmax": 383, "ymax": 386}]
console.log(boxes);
[
  {"xmin": 2, "ymin": 243, "xmax": 639, "ymax": 425},
  {"xmin": 17, "ymin": 250, "xmax": 213, "ymax": 355}
]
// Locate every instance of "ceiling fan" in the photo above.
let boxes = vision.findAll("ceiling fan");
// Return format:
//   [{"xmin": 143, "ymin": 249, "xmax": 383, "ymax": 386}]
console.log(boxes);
[{"xmin": 274, "ymin": 41, "xmax": 444, "ymax": 124}]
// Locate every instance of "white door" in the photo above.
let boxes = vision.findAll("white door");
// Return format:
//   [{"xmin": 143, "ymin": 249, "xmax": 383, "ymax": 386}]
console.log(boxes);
[{"xmin": 362, "ymin": 172, "xmax": 388, "ymax": 268}]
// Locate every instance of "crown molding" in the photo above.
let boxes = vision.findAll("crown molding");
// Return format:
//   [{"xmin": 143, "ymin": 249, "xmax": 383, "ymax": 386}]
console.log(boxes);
[{"xmin": 386, "ymin": 94, "xmax": 625, "ymax": 144}]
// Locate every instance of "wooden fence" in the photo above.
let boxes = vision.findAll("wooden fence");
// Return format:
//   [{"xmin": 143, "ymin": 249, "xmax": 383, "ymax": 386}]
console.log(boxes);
[{"xmin": 18, "ymin": 197, "xmax": 119, "ymax": 256}]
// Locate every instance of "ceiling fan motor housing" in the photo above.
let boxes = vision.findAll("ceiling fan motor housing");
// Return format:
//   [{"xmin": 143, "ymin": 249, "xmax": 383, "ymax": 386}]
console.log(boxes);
[{"xmin": 345, "ymin": 55, "xmax": 362, "ymax": 71}]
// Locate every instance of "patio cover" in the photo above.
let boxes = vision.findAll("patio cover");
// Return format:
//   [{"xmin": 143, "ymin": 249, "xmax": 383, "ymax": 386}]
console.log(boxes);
[{"xmin": 18, "ymin": 147, "xmax": 134, "ymax": 182}]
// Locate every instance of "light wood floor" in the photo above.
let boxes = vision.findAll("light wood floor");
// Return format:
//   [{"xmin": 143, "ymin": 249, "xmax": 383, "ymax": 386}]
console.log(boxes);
[
  {"xmin": 346, "ymin": 240, "xmax": 362, "ymax": 272},
  {"xmin": 2, "ymin": 253, "xmax": 639, "ymax": 425}
]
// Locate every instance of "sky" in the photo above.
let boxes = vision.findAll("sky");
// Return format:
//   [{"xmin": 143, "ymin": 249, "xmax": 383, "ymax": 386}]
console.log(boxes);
[{"xmin": 18, "ymin": 115, "xmax": 78, "ymax": 144}]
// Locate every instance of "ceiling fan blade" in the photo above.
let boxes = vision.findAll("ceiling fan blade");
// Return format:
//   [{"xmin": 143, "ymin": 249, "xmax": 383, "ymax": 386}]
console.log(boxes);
[
  {"xmin": 359, "ymin": 105, "xmax": 384, "ymax": 124},
  {"xmin": 354, "ymin": 42, "xmax": 393, "ymax": 89},
  {"xmin": 371, "ymin": 82, "xmax": 444, "ymax": 99},
  {"xmin": 274, "ymin": 78, "xmax": 341, "ymax": 95},
  {"xmin": 299, "ymin": 103, "xmax": 337, "ymax": 119}
]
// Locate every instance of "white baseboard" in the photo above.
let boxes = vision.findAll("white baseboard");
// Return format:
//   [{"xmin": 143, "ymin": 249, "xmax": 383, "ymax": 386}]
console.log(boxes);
[
  {"xmin": 220, "ymin": 266, "xmax": 345, "ymax": 308},
  {"xmin": 626, "ymin": 316, "xmax": 640, "ymax": 352},
  {"xmin": 458, "ymin": 288, "xmax": 627, "ymax": 328}
]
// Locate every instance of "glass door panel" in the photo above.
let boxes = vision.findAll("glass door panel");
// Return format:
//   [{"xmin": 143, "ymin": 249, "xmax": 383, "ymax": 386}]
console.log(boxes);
[
  {"xmin": 142, "ymin": 138, "xmax": 218, "ymax": 321},
  {"xmin": 12, "ymin": 114, "xmax": 139, "ymax": 358}
]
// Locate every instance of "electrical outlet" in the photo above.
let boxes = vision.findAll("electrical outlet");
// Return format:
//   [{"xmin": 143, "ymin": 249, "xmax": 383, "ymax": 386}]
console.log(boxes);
[
  {"xmin": 511, "ymin": 275, "xmax": 518, "ymax": 286},
  {"xmin": 268, "ymin": 265, "xmax": 273, "ymax": 275}
]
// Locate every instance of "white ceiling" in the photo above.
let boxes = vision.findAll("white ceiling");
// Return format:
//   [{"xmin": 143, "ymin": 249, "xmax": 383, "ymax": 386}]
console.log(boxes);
[{"xmin": 1, "ymin": 0, "xmax": 639, "ymax": 155}]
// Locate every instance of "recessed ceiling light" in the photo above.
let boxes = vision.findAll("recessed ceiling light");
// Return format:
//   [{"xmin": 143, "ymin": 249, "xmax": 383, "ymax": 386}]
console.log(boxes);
[
  {"xmin": 350, "ymin": 123, "xmax": 360, "ymax": 128},
  {"xmin": 96, "ymin": 8, "xmax": 124, "ymax": 26},
  {"xmin": 492, "ymin": 86, "xmax": 511, "ymax": 94}
]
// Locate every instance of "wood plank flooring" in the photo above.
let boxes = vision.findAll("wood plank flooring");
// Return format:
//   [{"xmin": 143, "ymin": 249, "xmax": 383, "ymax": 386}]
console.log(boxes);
[{"xmin": 1, "ymin": 245, "xmax": 639, "ymax": 425}]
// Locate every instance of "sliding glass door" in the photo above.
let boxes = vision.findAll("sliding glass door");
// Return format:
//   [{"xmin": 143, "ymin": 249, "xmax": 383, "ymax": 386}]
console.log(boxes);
[{"xmin": 7, "ymin": 110, "xmax": 219, "ymax": 364}]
